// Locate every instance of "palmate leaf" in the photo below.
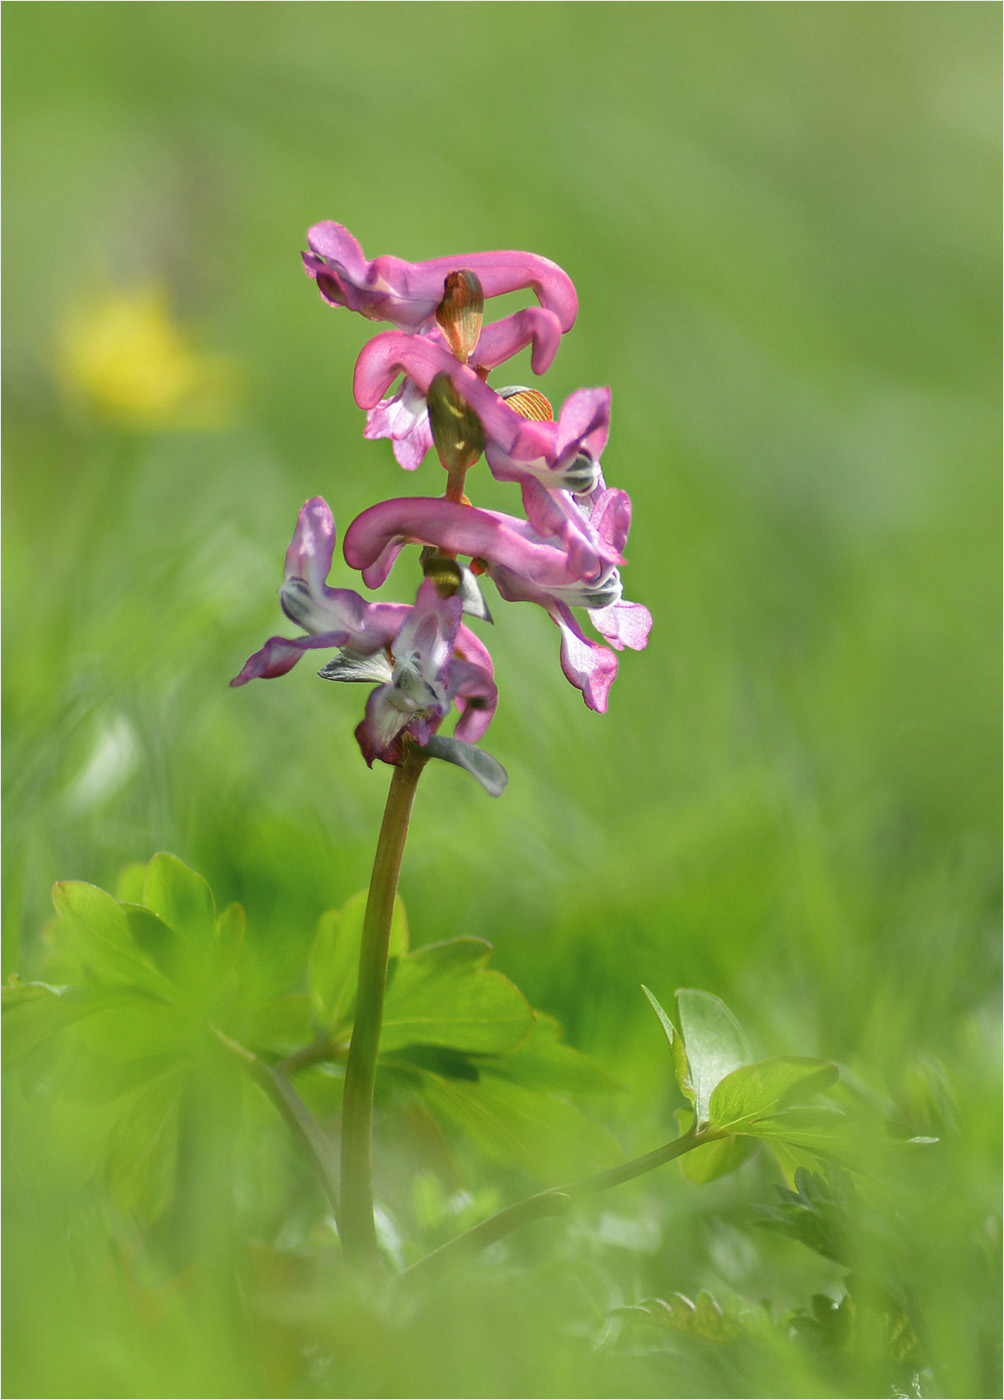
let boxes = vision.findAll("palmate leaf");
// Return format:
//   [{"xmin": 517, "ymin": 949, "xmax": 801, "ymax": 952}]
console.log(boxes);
[
  {"xmin": 101, "ymin": 1064, "xmax": 185, "ymax": 1220},
  {"xmin": 13, "ymin": 855, "xmax": 259, "ymax": 1229},
  {"xmin": 142, "ymin": 853, "xmax": 216, "ymax": 945},
  {"xmin": 20, "ymin": 856, "xmax": 622, "ymax": 1226},
  {"xmin": 2, "ymin": 979, "xmax": 122, "ymax": 1065},
  {"xmin": 483, "ymin": 1011, "xmax": 622, "ymax": 1097},
  {"xmin": 238, "ymin": 993, "xmax": 314, "ymax": 1058},
  {"xmin": 371, "ymin": 948, "xmax": 618, "ymax": 1180}
]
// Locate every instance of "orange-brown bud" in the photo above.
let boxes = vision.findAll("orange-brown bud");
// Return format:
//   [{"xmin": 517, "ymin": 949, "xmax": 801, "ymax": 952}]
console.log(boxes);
[
  {"xmin": 498, "ymin": 386, "xmax": 554, "ymax": 422},
  {"xmin": 436, "ymin": 270, "xmax": 484, "ymax": 363}
]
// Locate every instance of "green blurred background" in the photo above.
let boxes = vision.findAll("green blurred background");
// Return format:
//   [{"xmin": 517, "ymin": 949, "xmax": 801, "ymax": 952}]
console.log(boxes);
[{"xmin": 3, "ymin": 3, "xmax": 1000, "ymax": 1396}]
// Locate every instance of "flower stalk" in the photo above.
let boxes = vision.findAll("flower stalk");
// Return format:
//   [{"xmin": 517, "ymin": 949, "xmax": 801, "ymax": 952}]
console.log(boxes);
[{"xmin": 339, "ymin": 740, "xmax": 428, "ymax": 1268}]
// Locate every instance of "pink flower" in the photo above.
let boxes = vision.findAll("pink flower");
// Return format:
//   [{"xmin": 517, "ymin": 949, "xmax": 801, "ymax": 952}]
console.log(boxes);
[
  {"xmin": 302, "ymin": 222, "xmax": 578, "ymax": 333},
  {"xmin": 342, "ymin": 495, "xmax": 623, "ymax": 593},
  {"xmin": 230, "ymin": 498, "xmax": 408, "ymax": 684},
  {"xmin": 486, "ymin": 484, "xmax": 652, "ymax": 712},
  {"xmin": 340, "ymin": 485, "xmax": 651, "ymax": 714},
  {"xmin": 231, "ymin": 501, "xmax": 498, "ymax": 755},
  {"xmin": 353, "ymin": 331, "xmax": 609, "ymax": 497},
  {"xmin": 362, "ymin": 308, "xmax": 564, "ymax": 472},
  {"xmin": 351, "ymin": 578, "xmax": 497, "ymax": 765},
  {"xmin": 234, "ymin": 225, "xmax": 649, "ymax": 784}
]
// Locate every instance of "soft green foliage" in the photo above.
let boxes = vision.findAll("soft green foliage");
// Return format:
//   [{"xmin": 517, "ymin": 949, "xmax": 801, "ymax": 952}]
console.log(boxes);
[
  {"xmin": 3, "ymin": 4, "xmax": 999, "ymax": 1396},
  {"xmin": 7, "ymin": 859, "xmax": 619, "ymax": 1213},
  {"xmin": 309, "ymin": 890, "xmax": 409, "ymax": 1031},
  {"xmin": 644, "ymin": 985, "xmax": 840, "ymax": 1185}
]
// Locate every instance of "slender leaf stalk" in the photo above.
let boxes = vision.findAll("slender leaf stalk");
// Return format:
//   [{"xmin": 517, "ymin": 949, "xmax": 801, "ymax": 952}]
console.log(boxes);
[
  {"xmin": 340, "ymin": 743, "xmax": 427, "ymax": 1269},
  {"xmin": 212, "ymin": 1027, "xmax": 341, "ymax": 1225},
  {"xmin": 398, "ymin": 1125, "xmax": 713, "ymax": 1286}
]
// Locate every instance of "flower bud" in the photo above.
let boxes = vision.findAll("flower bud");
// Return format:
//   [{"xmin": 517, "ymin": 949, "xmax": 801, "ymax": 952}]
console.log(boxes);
[
  {"xmin": 420, "ymin": 549, "xmax": 463, "ymax": 598},
  {"xmin": 427, "ymin": 371, "xmax": 486, "ymax": 474},
  {"xmin": 436, "ymin": 270, "xmax": 484, "ymax": 362},
  {"xmin": 497, "ymin": 385, "xmax": 553, "ymax": 422},
  {"xmin": 421, "ymin": 548, "xmax": 493, "ymax": 620}
]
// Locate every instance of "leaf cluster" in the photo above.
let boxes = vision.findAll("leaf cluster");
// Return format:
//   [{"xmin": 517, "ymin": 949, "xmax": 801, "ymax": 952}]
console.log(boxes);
[
  {"xmin": 4, "ymin": 854, "xmax": 620, "ymax": 1228},
  {"xmin": 642, "ymin": 985, "xmax": 842, "ymax": 1182}
]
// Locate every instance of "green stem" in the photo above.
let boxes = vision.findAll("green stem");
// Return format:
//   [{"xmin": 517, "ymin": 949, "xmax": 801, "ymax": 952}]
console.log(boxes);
[
  {"xmin": 340, "ymin": 744, "xmax": 427, "ymax": 1269},
  {"xmin": 212, "ymin": 1027, "xmax": 341, "ymax": 1226},
  {"xmin": 398, "ymin": 1125, "xmax": 713, "ymax": 1286}
]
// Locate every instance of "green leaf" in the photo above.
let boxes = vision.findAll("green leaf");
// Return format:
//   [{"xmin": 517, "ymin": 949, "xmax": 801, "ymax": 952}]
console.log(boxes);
[
  {"xmin": 48, "ymin": 882, "xmax": 169, "ymax": 993},
  {"xmin": 642, "ymin": 985, "xmax": 692, "ymax": 1105},
  {"xmin": 621, "ymin": 1291, "xmax": 749, "ymax": 1344},
  {"xmin": 56, "ymin": 995, "xmax": 192, "ymax": 1096},
  {"xmin": 239, "ymin": 994, "xmax": 313, "ymax": 1057},
  {"xmin": 2, "ymin": 979, "xmax": 113, "ymax": 1065},
  {"xmin": 102, "ymin": 1067, "xmax": 183, "ymax": 1220},
  {"xmin": 215, "ymin": 902, "xmax": 246, "ymax": 971},
  {"xmin": 121, "ymin": 904, "xmax": 181, "ymax": 980},
  {"xmin": 745, "ymin": 1106, "xmax": 872, "ymax": 1171},
  {"xmin": 708, "ymin": 1056, "xmax": 839, "ymax": 1134},
  {"xmin": 397, "ymin": 1061, "xmax": 622, "ymax": 1182},
  {"xmin": 114, "ymin": 861, "xmax": 147, "ymax": 904},
  {"xmin": 486, "ymin": 1012, "xmax": 622, "ymax": 1096},
  {"xmin": 755, "ymin": 1166, "xmax": 852, "ymax": 1265},
  {"xmin": 308, "ymin": 890, "xmax": 408, "ymax": 1030},
  {"xmin": 675, "ymin": 988, "xmax": 750, "ymax": 1127},
  {"xmin": 142, "ymin": 853, "xmax": 216, "ymax": 944},
  {"xmin": 381, "ymin": 938, "xmax": 535, "ymax": 1055}
]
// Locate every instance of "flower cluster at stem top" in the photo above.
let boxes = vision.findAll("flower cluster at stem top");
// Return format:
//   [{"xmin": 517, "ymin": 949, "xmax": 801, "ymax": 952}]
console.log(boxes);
[{"xmin": 232, "ymin": 222, "xmax": 652, "ymax": 794}]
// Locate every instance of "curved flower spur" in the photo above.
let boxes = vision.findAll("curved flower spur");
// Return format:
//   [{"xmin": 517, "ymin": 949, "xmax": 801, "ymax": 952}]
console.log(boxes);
[{"xmin": 302, "ymin": 222, "xmax": 578, "ymax": 333}]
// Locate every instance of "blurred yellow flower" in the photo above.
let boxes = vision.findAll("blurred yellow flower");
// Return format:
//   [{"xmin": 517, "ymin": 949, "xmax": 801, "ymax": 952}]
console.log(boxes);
[{"xmin": 55, "ymin": 285, "xmax": 242, "ymax": 428}]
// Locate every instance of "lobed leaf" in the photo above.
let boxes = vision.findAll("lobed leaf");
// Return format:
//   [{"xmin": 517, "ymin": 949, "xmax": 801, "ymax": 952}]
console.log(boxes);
[
  {"xmin": 621, "ymin": 1290, "xmax": 749, "ymax": 1344},
  {"xmin": 48, "ymin": 882, "xmax": 170, "ymax": 993},
  {"xmin": 2, "ymin": 979, "xmax": 115, "ymax": 1065},
  {"xmin": 381, "ymin": 938, "xmax": 535, "ymax": 1055},
  {"xmin": 215, "ymin": 902, "xmax": 246, "ymax": 970},
  {"xmin": 239, "ymin": 993, "xmax": 314, "ymax": 1057},
  {"xmin": 485, "ymin": 1011, "xmax": 622, "ymax": 1096},
  {"xmin": 142, "ymin": 853, "xmax": 217, "ymax": 944}
]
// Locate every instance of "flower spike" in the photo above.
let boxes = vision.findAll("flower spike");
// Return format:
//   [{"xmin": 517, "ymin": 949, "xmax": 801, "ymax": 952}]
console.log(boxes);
[{"xmin": 235, "ymin": 221, "xmax": 648, "ymax": 780}]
